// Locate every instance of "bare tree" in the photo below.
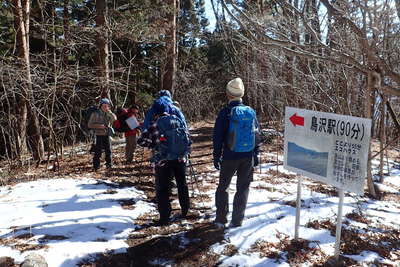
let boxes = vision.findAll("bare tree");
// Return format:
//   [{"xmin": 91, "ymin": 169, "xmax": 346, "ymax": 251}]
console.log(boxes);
[
  {"xmin": 12, "ymin": 0, "xmax": 44, "ymax": 161},
  {"xmin": 162, "ymin": 0, "xmax": 179, "ymax": 95},
  {"xmin": 96, "ymin": 0, "xmax": 110, "ymax": 98}
]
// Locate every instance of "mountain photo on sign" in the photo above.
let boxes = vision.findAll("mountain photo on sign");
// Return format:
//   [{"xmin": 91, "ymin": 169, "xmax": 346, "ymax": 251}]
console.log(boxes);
[{"xmin": 287, "ymin": 142, "xmax": 328, "ymax": 177}]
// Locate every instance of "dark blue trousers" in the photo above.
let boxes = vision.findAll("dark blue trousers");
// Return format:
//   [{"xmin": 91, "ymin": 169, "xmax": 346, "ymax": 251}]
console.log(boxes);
[
  {"xmin": 155, "ymin": 160, "xmax": 190, "ymax": 221},
  {"xmin": 215, "ymin": 157, "xmax": 253, "ymax": 225},
  {"xmin": 93, "ymin": 135, "xmax": 112, "ymax": 169}
]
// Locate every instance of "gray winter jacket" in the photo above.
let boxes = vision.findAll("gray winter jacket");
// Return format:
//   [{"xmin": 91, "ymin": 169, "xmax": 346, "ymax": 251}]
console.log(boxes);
[{"xmin": 88, "ymin": 109, "xmax": 117, "ymax": 136}]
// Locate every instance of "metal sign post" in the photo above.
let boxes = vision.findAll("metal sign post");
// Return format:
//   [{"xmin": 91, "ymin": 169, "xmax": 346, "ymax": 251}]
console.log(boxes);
[
  {"xmin": 334, "ymin": 189, "xmax": 345, "ymax": 260},
  {"xmin": 294, "ymin": 177, "xmax": 303, "ymax": 240}
]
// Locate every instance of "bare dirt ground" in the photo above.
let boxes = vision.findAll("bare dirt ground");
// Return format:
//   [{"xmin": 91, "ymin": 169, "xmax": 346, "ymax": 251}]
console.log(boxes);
[{"xmin": 1, "ymin": 122, "xmax": 399, "ymax": 267}]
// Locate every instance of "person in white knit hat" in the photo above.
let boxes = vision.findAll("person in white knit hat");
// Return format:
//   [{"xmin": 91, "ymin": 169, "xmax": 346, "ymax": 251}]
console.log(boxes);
[
  {"xmin": 226, "ymin": 77, "xmax": 245, "ymax": 99},
  {"xmin": 212, "ymin": 77, "xmax": 260, "ymax": 228}
]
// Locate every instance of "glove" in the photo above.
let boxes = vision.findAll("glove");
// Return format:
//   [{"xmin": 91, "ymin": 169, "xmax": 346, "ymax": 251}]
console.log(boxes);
[
  {"xmin": 253, "ymin": 155, "xmax": 259, "ymax": 167},
  {"xmin": 107, "ymin": 126, "xmax": 115, "ymax": 137},
  {"xmin": 213, "ymin": 158, "xmax": 221, "ymax": 170}
]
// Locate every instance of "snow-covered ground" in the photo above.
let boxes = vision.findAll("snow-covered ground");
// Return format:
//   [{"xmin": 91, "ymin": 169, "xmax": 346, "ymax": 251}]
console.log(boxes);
[
  {"xmin": 0, "ymin": 178, "xmax": 155, "ymax": 266},
  {"xmin": 0, "ymin": 152, "xmax": 399, "ymax": 266},
  {"xmin": 209, "ymin": 162, "xmax": 400, "ymax": 266}
]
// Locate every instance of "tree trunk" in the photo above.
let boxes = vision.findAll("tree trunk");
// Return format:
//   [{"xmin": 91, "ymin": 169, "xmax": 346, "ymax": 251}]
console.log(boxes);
[
  {"xmin": 365, "ymin": 72, "xmax": 377, "ymax": 198},
  {"xmin": 379, "ymin": 94, "xmax": 386, "ymax": 182},
  {"xmin": 13, "ymin": 0, "xmax": 44, "ymax": 161},
  {"xmin": 162, "ymin": 0, "xmax": 178, "ymax": 96},
  {"xmin": 62, "ymin": 0, "xmax": 70, "ymax": 66},
  {"xmin": 28, "ymin": 107, "xmax": 45, "ymax": 162},
  {"xmin": 13, "ymin": 0, "xmax": 28, "ymax": 158},
  {"xmin": 96, "ymin": 0, "xmax": 110, "ymax": 98}
]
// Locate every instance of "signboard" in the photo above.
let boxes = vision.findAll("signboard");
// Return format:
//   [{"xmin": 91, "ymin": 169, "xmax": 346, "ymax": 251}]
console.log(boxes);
[
  {"xmin": 126, "ymin": 116, "xmax": 139, "ymax": 130},
  {"xmin": 284, "ymin": 107, "xmax": 371, "ymax": 195}
]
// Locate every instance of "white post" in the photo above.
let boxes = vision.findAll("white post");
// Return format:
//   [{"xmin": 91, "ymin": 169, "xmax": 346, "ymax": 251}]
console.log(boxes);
[
  {"xmin": 334, "ymin": 189, "xmax": 345, "ymax": 260},
  {"xmin": 294, "ymin": 177, "xmax": 302, "ymax": 240}
]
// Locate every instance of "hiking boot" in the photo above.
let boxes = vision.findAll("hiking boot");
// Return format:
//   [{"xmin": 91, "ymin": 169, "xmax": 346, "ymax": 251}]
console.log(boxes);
[
  {"xmin": 181, "ymin": 209, "xmax": 188, "ymax": 218},
  {"xmin": 214, "ymin": 216, "xmax": 227, "ymax": 225},
  {"xmin": 155, "ymin": 218, "xmax": 170, "ymax": 226},
  {"xmin": 228, "ymin": 221, "xmax": 242, "ymax": 228},
  {"xmin": 172, "ymin": 212, "xmax": 187, "ymax": 221},
  {"xmin": 212, "ymin": 220, "xmax": 226, "ymax": 229}
]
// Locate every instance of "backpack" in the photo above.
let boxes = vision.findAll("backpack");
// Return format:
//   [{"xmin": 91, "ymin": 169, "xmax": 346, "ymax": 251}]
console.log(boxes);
[
  {"xmin": 81, "ymin": 106, "xmax": 98, "ymax": 136},
  {"xmin": 227, "ymin": 105, "xmax": 257, "ymax": 152},
  {"xmin": 156, "ymin": 115, "xmax": 190, "ymax": 161},
  {"xmin": 115, "ymin": 114, "xmax": 131, "ymax": 133}
]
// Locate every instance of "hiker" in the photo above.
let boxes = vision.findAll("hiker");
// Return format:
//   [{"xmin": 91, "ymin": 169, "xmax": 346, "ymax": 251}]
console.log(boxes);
[
  {"xmin": 137, "ymin": 101, "xmax": 191, "ymax": 226},
  {"xmin": 114, "ymin": 105, "xmax": 141, "ymax": 164},
  {"xmin": 88, "ymin": 98, "xmax": 117, "ymax": 171},
  {"xmin": 213, "ymin": 77, "xmax": 260, "ymax": 228},
  {"xmin": 142, "ymin": 90, "xmax": 187, "ymax": 131}
]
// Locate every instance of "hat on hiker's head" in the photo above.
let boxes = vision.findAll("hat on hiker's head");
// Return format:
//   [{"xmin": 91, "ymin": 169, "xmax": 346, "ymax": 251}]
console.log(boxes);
[
  {"xmin": 116, "ymin": 107, "xmax": 127, "ymax": 116},
  {"xmin": 153, "ymin": 101, "xmax": 170, "ymax": 115},
  {"xmin": 158, "ymin": 90, "xmax": 172, "ymax": 99},
  {"xmin": 99, "ymin": 98, "xmax": 111, "ymax": 106},
  {"xmin": 226, "ymin": 78, "xmax": 244, "ymax": 98},
  {"xmin": 130, "ymin": 104, "xmax": 139, "ymax": 111}
]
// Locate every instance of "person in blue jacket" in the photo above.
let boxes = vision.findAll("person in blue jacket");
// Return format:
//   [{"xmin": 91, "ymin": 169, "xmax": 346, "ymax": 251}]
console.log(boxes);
[
  {"xmin": 142, "ymin": 90, "xmax": 187, "ymax": 130},
  {"xmin": 213, "ymin": 78, "xmax": 260, "ymax": 228},
  {"xmin": 138, "ymin": 101, "xmax": 191, "ymax": 226}
]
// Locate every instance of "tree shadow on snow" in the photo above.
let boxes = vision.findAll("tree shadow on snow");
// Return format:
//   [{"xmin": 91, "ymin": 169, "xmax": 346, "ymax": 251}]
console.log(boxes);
[{"xmin": 62, "ymin": 222, "xmax": 225, "ymax": 267}]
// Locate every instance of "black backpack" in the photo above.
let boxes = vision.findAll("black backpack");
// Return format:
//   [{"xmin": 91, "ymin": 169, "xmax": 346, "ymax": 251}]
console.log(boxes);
[
  {"xmin": 115, "ymin": 110, "xmax": 131, "ymax": 133},
  {"xmin": 81, "ymin": 106, "xmax": 98, "ymax": 136}
]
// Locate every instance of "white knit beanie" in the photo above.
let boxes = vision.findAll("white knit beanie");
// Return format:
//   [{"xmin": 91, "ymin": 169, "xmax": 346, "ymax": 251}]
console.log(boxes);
[{"xmin": 226, "ymin": 78, "xmax": 245, "ymax": 98}]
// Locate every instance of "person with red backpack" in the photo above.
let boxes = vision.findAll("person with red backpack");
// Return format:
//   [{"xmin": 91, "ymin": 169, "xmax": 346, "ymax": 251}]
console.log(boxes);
[
  {"xmin": 113, "ymin": 105, "xmax": 141, "ymax": 164},
  {"xmin": 213, "ymin": 78, "xmax": 260, "ymax": 228}
]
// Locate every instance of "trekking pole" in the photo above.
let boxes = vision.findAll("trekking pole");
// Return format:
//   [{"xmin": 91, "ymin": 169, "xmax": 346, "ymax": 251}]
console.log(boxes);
[
  {"xmin": 187, "ymin": 158, "xmax": 196, "ymax": 198},
  {"xmin": 137, "ymin": 146, "xmax": 145, "ymax": 179},
  {"xmin": 187, "ymin": 155, "xmax": 207, "ymax": 211},
  {"xmin": 141, "ymin": 146, "xmax": 145, "ymax": 166}
]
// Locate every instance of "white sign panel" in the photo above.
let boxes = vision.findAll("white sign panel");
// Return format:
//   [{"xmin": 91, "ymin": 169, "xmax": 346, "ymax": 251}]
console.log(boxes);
[
  {"xmin": 126, "ymin": 116, "xmax": 139, "ymax": 130},
  {"xmin": 284, "ymin": 107, "xmax": 371, "ymax": 195}
]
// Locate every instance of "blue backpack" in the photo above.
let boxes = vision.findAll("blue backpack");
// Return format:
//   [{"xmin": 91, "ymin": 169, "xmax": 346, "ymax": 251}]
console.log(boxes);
[
  {"xmin": 227, "ymin": 105, "xmax": 257, "ymax": 152},
  {"xmin": 156, "ymin": 115, "xmax": 190, "ymax": 161}
]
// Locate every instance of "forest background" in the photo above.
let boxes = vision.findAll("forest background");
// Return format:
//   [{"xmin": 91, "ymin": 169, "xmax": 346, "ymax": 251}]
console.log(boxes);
[{"xmin": 1, "ymin": 0, "xmax": 400, "ymax": 198}]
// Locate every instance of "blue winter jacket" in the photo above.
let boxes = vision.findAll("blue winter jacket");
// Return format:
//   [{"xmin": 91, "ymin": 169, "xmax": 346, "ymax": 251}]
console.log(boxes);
[
  {"xmin": 142, "ymin": 91, "xmax": 187, "ymax": 130},
  {"xmin": 213, "ymin": 100, "xmax": 260, "ymax": 161}
]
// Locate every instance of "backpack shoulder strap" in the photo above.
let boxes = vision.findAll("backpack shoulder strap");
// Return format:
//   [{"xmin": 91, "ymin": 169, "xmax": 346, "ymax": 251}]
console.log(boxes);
[{"xmin": 156, "ymin": 114, "xmax": 171, "ymax": 131}]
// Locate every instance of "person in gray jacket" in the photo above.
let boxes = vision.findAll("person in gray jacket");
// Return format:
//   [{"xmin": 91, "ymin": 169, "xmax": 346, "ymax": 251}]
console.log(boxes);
[{"xmin": 88, "ymin": 98, "xmax": 117, "ymax": 171}]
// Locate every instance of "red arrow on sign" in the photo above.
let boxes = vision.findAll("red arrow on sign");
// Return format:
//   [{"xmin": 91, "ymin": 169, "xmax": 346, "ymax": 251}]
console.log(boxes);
[{"xmin": 289, "ymin": 113, "xmax": 304, "ymax": 127}]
